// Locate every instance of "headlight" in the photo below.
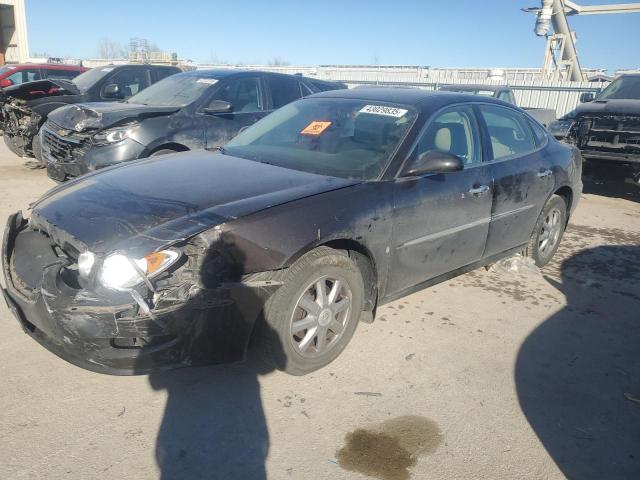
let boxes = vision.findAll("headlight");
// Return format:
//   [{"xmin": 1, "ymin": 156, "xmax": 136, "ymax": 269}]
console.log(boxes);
[
  {"xmin": 98, "ymin": 250, "xmax": 180, "ymax": 290},
  {"xmin": 548, "ymin": 119, "xmax": 575, "ymax": 138},
  {"xmin": 92, "ymin": 125, "xmax": 138, "ymax": 145}
]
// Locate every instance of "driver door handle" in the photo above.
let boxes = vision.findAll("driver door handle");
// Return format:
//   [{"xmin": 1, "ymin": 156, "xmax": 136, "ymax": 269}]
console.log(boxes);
[
  {"xmin": 537, "ymin": 169, "xmax": 552, "ymax": 178},
  {"xmin": 468, "ymin": 185, "xmax": 490, "ymax": 196}
]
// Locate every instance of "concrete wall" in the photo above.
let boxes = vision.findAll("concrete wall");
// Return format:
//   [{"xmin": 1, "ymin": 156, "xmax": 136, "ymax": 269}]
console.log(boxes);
[{"xmin": 0, "ymin": 0, "xmax": 29, "ymax": 64}]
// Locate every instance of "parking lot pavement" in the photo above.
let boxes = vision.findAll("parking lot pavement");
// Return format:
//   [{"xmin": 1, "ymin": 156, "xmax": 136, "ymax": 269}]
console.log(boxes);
[{"xmin": 0, "ymin": 141, "xmax": 639, "ymax": 480}]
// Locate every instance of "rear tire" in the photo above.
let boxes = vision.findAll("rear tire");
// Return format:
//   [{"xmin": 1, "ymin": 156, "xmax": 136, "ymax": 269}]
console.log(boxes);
[
  {"xmin": 525, "ymin": 195, "xmax": 567, "ymax": 267},
  {"xmin": 255, "ymin": 247, "xmax": 364, "ymax": 375}
]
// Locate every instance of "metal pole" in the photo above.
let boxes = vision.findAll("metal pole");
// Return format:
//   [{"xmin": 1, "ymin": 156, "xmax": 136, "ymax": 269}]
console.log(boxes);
[{"xmin": 551, "ymin": 0, "xmax": 584, "ymax": 81}]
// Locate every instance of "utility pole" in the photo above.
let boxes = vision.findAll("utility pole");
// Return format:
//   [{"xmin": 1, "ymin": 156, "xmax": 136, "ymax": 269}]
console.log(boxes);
[{"xmin": 524, "ymin": 1, "xmax": 640, "ymax": 81}]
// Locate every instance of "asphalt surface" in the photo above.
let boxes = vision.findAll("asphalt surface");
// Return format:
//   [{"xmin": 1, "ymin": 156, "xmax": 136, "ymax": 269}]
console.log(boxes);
[{"xmin": 1, "ymin": 142, "xmax": 639, "ymax": 480}]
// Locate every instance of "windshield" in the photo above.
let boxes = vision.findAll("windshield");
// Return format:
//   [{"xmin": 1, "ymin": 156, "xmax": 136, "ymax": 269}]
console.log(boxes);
[
  {"xmin": 128, "ymin": 73, "xmax": 217, "ymax": 107},
  {"xmin": 225, "ymin": 98, "xmax": 416, "ymax": 180},
  {"xmin": 72, "ymin": 67, "xmax": 112, "ymax": 91},
  {"xmin": 598, "ymin": 76, "xmax": 640, "ymax": 100},
  {"xmin": 0, "ymin": 66, "xmax": 16, "ymax": 76}
]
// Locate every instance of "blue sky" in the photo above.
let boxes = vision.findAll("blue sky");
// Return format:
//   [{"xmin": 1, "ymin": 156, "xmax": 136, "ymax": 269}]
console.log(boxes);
[{"xmin": 25, "ymin": 0, "xmax": 639, "ymax": 72}]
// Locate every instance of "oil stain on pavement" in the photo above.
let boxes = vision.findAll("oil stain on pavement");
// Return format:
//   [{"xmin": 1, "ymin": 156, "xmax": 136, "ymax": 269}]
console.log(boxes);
[{"xmin": 336, "ymin": 415, "xmax": 442, "ymax": 480}]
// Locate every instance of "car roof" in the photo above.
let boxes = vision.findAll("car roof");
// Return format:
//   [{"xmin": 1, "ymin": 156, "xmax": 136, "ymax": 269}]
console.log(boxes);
[
  {"xmin": 2, "ymin": 63, "xmax": 84, "ymax": 69},
  {"xmin": 183, "ymin": 69, "xmax": 342, "ymax": 84},
  {"xmin": 440, "ymin": 84, "xmax": 508, "ymax": 92},
  {"xmin": 309, "ymin": 87, "xmax": 510, "ymax": 112}
]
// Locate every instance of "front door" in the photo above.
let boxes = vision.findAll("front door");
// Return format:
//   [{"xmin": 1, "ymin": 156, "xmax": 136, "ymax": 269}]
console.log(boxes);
[
  {"xmin": 387, "ymin": 105, "xmax": 494, "ymax": 296},
  {"xmin": 203, "ymin": 75, "xmax": 268, "ymax": 148},
  {"xmin": 477, "ymin": 104, "xmax": 555, "ymax": 257}
]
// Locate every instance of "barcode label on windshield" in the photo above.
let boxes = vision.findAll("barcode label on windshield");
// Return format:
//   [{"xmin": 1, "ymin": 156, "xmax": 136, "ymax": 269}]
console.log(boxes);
[
  {"xmin": 359, "ymin": 105, "xmax": 408, "ymax": 117},
  {"xmin": 197, "ymin": 78, "xmax": 218, "ymax": 85}
]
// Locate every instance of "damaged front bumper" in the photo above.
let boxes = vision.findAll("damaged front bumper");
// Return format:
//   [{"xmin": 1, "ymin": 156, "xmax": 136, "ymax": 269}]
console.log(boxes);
[
  {"xmin": 575, "ymin": 115, "xmax": 640, "ymax": 168},
  {"xmin": 2, "ymin": 101, "xmax": 41, "ymax": 157},
  {"xmin": 41, "ymin": 123, "xmax": 145, "ymax": 182},
  {"xmin": 1, "ymin": 212, "xmax": 279, "ymax": 375}
]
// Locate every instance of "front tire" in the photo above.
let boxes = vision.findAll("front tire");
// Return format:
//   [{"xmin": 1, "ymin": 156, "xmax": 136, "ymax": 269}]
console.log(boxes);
[
  {"xmin": 150, "ymin": 148, "xmax": 178, "ymax": 157},
  {"xmin": 256, "ymin": 247, "xmax": 364, "ymax": 375},
  {"xmin": 525, "ymin": 195, "xmax": 567, "ymax": 267}
]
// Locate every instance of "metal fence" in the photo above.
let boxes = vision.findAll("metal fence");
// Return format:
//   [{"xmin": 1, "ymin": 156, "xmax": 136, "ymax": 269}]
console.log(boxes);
[{"xmin": 197, "ymin": 64, "xmax": 608, "ymax": 118}]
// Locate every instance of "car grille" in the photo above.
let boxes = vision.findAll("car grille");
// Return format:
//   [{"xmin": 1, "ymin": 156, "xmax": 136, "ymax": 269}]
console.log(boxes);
[
  {"xmin": 42, "ymin": 123, "xmax": 89, "ymax": 162},
  {"xmin": 580, "ymin": 115, "xmax": 640, "ymax": 151}
]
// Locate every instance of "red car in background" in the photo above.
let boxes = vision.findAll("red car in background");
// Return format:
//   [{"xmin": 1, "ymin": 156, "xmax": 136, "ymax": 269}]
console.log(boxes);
[{"xmin": 0, "ymin": 63, "xmax": 87, "ymax": 88}]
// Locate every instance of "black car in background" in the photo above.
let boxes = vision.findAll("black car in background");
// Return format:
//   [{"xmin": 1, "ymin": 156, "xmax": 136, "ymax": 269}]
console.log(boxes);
[
  {"xmin": 549, "ymin": 74, "xmax": 640, "ymax": 183},
  {"xmin": 41, "ymin": 70, "xmax": 346, "ymax": 181},
  {"xmin": 1, "ymin": 64, "xmax": 180, "ymax": 159},
  {"xmin": 2, "ymin": 89, "xmax": 582, "ymax": 375}
]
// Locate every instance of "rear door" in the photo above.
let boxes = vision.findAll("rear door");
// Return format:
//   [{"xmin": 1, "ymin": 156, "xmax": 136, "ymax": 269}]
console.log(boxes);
[
  {"xmin": 202, "ymin": 74, "xmax": 268, "ymax": 148},
  {"xmin": 477, "ymin": 104, "xmax": 555, "ymax": 257},
  {"xmin": 265, "ymin": 74, "xmax": 304, "ymax": 110},
  {"xmin": 387, "ymin": 105, "xmax": 494, "ymax": 295}
]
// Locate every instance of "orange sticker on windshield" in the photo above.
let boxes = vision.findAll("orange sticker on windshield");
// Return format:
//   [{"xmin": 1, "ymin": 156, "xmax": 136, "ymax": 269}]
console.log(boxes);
[{"xmin": 300, "ymin": 121, "xmax": 332, "ymax": 136}]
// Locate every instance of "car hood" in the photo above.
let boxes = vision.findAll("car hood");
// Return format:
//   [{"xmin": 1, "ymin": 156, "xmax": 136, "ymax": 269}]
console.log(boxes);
[
  {"xmin": 573, "ymin": 99, "xmax": 640, "ymax": 117},
  {"xmin": 47, "ymin": 102, "xmax": 180, "ymax": 132},
  {"xmin": 31, "ymin": 151, "xmax": 359, "ymax": 255}
]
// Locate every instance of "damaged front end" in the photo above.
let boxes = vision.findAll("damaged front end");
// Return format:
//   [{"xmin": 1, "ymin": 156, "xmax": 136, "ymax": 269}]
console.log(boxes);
[
  {"xmin": 573, "ymin": 114, "xmax": 640, "ymax": 167},
  {"xmin": 1, "ymin": 212, "xmax": 281, "ymax": 375},
  {"xmin": 2, "ymin": 99, "xmax": 42, "ymax": 157}
]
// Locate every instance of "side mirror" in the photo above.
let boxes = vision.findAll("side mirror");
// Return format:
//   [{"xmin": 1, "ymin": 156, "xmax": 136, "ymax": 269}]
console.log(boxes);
[
  {"xmin": 401, "ymin": 151, "xmax": 464, "ymax": 177},
  {"xmin": 0, "ymin": 78, "xmax": 13, "ymax": 88},
  {"xmin": 203, "ymin": 100, "xmax": 234, "ymax": 114},
  {"xmin": 102, "ymin": 84, "xmax": 121, "ymax": 98},
  {"xmin": 580, "ymin": 92, "xmax": 595, "ymax": 103}
]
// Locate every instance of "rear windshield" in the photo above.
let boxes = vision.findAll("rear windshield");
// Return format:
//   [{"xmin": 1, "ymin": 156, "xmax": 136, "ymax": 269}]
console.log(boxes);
[
  {"xmin": 127, "ymin": 73, "xmax": 216, "ymax": 107},
  {"xmin": 225, "ymin": 98, "xmax": 416, "ymax": 180},
  {"xmin": 72, "ymin": 67, "xmax": 112, "ymax": 91}
]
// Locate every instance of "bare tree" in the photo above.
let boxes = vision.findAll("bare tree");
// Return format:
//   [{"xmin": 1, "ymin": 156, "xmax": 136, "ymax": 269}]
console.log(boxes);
[
  {"xmin": 268, "ymin": 57, "xmax": 290, "ymax": 66},
  {"xmin": 98, "ymin": 38, "xmax": 123, "ymax": 60}
]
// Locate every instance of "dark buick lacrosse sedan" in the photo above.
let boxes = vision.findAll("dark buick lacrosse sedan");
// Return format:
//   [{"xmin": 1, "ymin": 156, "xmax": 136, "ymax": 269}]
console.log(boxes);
[{"xmin": 1, "ymin": 88, "xmax": 582, "ymax": 375}]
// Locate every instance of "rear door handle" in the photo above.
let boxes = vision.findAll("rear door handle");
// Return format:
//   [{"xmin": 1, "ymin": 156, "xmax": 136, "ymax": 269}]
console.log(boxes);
[
  {"xmin": 537, "ymin": 169, "xmax": 552, "ymax": 178},
  {"xmin": 468, "ymin": 185, "xmax": 490, "ymax": 196}
]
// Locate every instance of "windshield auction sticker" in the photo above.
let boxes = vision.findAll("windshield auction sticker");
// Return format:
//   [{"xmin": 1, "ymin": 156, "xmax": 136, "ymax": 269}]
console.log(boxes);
[
  {"xmin": 300, "ymin": 121, "xmax": 332, "ymax": 136},
  {"xmin": 359, "ymin": 105, "xmax": 408, "ymax": 117},
  {"xmin": 197, "ymin": 78, "xmax": 218, "ymax": 85}
]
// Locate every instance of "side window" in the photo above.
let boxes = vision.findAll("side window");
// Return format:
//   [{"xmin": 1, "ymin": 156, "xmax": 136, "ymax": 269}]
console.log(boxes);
[
  {"xmin": 498, "ymin": 90, "xmax": 513, "ymax": 104},
  {"xmin": 413, "ymin": 106, "xmax": 481, "ymax": 166},
  {"xmin": 268, "ymin": 76, "xmax": 302, "ymax": 109},
  {"xmin": 103, "ymin": 69, "xmax": 150, "ymax": 98},
  {"xmin": 210, "ymin": 77, "xmax": 263, "ymax": 113},
  {"xmin": 6, "ymin": 71, "xmax": 24, "ymax": 85},
  {"xmin": 300, "ymin": 81, "xmax": 316, "ymax": 97},
  {"xmin": 25, "ymin": 69, "xmax": 42, "ymax": 81},
  {"xmin": 7, "ymin": 69, "xmax": 41, "ymax": 84},
  {"xmin": 528, "ymin": 118, "xmax": 549, "ymax": 147},
  {"xmin": 154, "ymin": 68, "xmax": 177, "ymax": 82},
  {"xmin": 479, "ymin": 105, "xmax": 536, "ymax": 160},
  {"xmin": 44, "ymin": 69, "xmax": 79, "ymax": 80}
]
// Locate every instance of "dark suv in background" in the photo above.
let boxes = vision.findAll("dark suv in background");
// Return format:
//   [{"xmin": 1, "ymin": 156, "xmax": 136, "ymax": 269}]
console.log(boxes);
[
  {"xmin": 41, "ymin": 70, "xmax": 347, "ymax": 181},
  {"xmin": 1, "ymin": 64, "xmax": 180, "ymax": 159}
]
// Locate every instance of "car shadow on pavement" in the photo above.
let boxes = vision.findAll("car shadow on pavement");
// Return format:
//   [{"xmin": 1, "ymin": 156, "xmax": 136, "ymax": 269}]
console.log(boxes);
[
  {"xmin": 582, "ymin": 171, "xmax": 640, "ymax": 204},
  {"xmin": 139, "ymin": 246, "xmax": 285, "ymax": 480},
  {"xmin": 516, "ymin": 245, "xmax": 640, "ymax": 479}
]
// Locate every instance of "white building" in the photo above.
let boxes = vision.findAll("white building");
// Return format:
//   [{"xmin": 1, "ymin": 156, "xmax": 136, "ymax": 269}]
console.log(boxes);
[{"xmin": 0, "ymin": 0, "xmax": 29, "ymax": 64}]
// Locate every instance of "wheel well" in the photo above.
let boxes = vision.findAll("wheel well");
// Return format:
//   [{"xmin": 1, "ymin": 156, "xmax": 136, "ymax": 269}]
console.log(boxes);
[
  {"xmin": 149, "ymin": 143, "xmax": 189, "ymax": 155},
  {"xmin": 321, "ymin": 239, "xmax": 378, "ymax": 313},
  {"xmin": 554, "ymin": 186, "xmax": 573, "ymax": 212}
]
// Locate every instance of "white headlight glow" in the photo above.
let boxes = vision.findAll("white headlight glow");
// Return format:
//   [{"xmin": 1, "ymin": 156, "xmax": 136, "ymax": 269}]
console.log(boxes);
[{"xmin": 98, "ymin": 250, "xmax": 179, "ymax": 290}]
